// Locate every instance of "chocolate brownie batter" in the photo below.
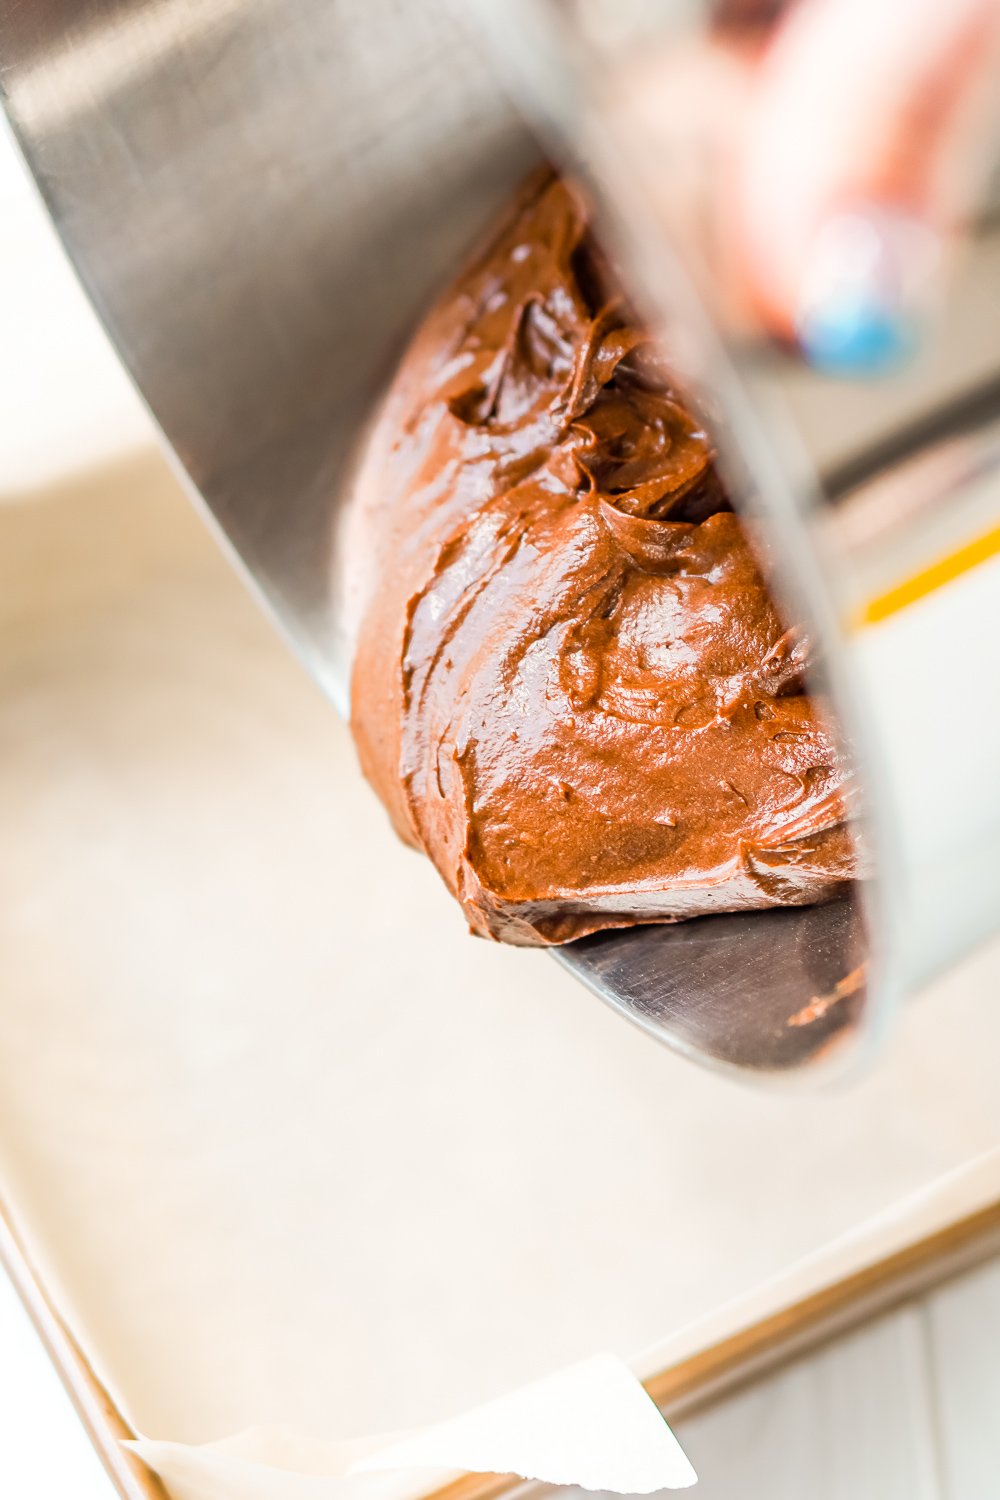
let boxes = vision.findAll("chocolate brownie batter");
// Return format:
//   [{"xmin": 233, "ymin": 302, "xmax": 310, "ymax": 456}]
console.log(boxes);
[{"xmin": 349, "ymin": 173, "xmax": 855, "ymax": 944}]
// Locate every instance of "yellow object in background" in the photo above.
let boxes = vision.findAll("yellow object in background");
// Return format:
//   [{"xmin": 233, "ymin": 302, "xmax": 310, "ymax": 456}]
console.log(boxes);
[{"xmin": 855, "ymin": 520, "xmax": 1000, "ymax": 628}]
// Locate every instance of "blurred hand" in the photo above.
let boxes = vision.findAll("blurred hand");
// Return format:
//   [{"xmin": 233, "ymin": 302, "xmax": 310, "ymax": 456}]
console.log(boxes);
[{"xmin": 736, "ymin": 0, "xmax": 1000, "ymax": 367}]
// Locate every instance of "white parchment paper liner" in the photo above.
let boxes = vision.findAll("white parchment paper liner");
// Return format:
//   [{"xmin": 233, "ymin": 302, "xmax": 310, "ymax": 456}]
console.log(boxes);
[
  {"xmin": 4, "ymin": 464, "xmax": 1000, "ymax": 1500},
  {"xmin": 125, "ymin": 1148, "xmax": 1000, "ymax": 1500},
  {"xmin": 129, "ymin": 1355, "xmax": 696, "ymax": 1499}
]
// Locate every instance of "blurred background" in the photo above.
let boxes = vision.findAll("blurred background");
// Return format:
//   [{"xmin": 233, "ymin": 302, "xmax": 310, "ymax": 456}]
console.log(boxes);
[{"xmin": 0, "ymin": 122, "xmax": 149, "ymax": 496}]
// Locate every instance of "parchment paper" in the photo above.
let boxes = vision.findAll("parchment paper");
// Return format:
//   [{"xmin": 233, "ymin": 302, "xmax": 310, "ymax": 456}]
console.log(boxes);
[
  {"xmin": 3, "ymin": 455, "xmax": 1000, "ymax": 1499},
  {"xmin": 129, "ymin": 1353, "xmax": 697, "ymax": 1497}
]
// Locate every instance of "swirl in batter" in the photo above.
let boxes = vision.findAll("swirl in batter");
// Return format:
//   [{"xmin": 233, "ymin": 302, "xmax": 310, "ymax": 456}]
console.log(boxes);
[{"xmin": 349, "ymin": 174, "xmax": 855, "ymax": 944}]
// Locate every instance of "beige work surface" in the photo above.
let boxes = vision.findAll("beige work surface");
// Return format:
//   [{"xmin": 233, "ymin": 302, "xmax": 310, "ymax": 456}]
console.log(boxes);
[{"xmin": 2, "ymin": 453, "xmax": 1000, "ymax": 1454}]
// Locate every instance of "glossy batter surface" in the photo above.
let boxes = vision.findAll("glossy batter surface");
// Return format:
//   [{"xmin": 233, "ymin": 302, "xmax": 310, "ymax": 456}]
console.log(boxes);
[{"xmin": 350, "ymin": 174, "xmax": 854, "ymax": 944}]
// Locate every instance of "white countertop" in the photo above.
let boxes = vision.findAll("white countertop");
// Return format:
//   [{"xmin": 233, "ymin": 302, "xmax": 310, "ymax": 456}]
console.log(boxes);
[{"xmin": 0, "ymin": 1261, "xmax": 115, "ymax": 1498}]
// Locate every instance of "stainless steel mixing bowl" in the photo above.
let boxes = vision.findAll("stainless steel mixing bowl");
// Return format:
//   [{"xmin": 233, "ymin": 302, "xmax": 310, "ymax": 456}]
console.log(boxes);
[{"xmin": 2, "ymin": 0, "xmax": 998, "ymax": 1078}]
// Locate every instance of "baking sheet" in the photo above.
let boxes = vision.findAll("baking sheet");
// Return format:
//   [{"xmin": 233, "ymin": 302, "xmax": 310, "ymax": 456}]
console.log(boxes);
[{"xmin": 3, "ymin": 454, "xmax": 1000, "ymax": 1483}]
